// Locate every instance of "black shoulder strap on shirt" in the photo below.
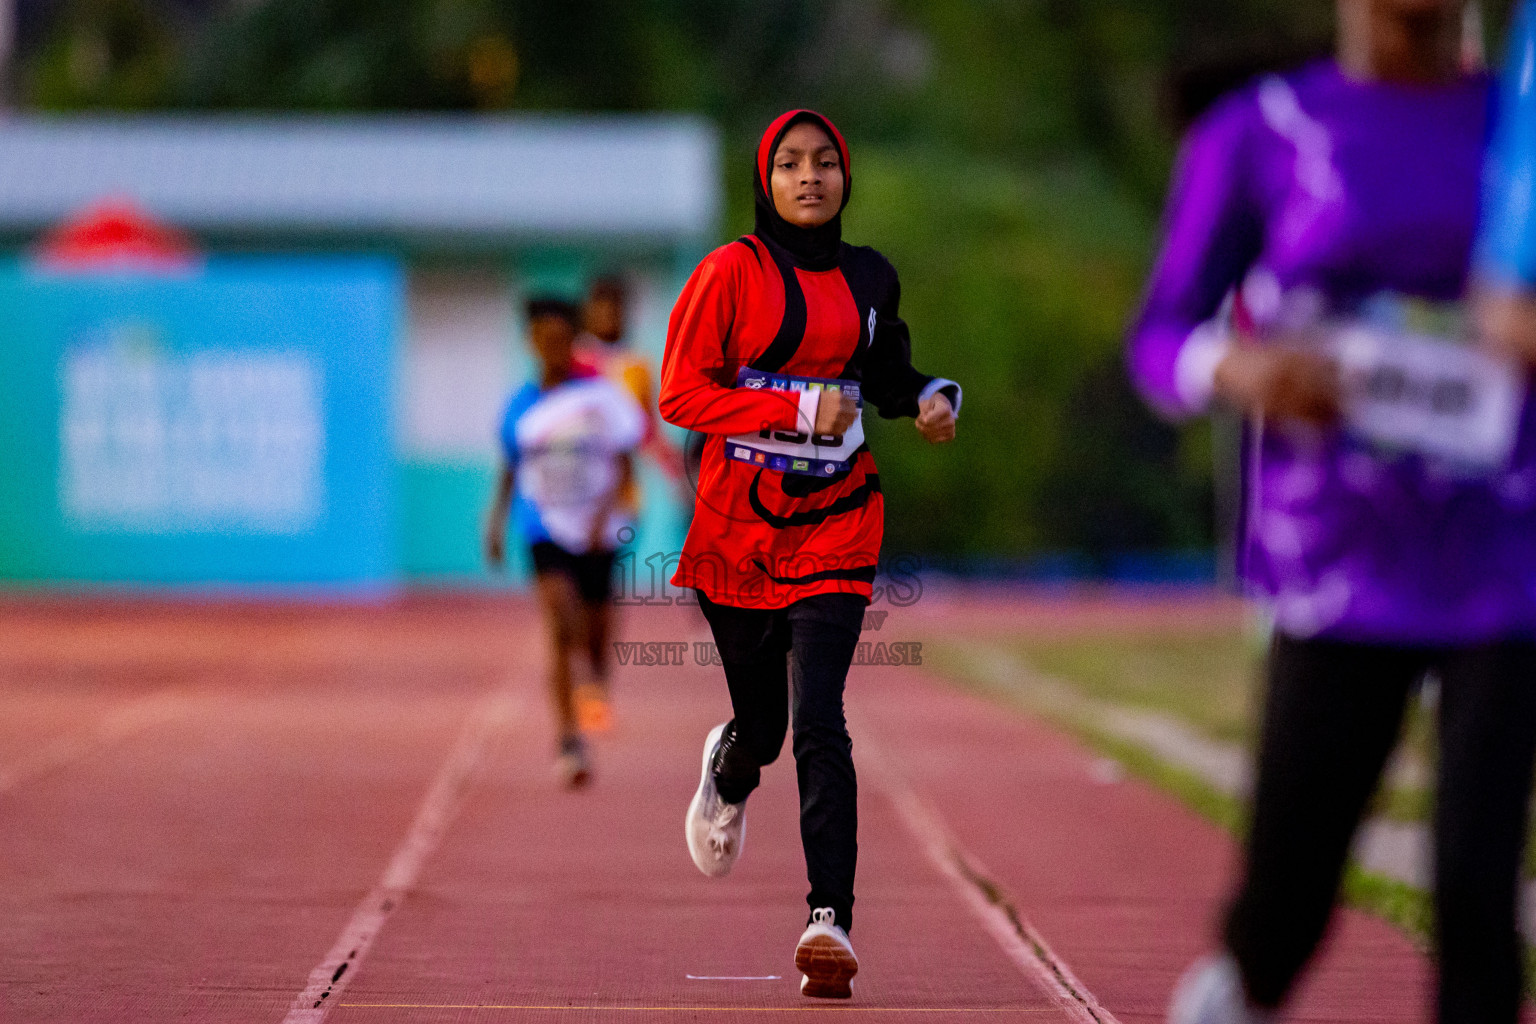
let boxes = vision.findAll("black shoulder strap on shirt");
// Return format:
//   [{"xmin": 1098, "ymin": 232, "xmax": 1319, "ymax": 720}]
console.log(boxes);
[{"xmin": 748, "ymin": 234, "xmax": 809, "ymax": 373}]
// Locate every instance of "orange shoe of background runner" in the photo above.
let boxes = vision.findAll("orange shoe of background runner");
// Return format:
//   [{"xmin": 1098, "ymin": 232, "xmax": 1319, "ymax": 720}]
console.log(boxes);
[{"xmin": 574, "ymin": 682, "xmax": 613, "ymax": 734}]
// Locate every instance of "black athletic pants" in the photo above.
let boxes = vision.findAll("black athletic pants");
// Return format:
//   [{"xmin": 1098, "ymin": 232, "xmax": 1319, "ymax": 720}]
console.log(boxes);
[
  {"xmin": 1225, "ymin": 634, "xmax": 1536, "ymax": 1023},
  {"xmin": 697, "ymin": 590, "xmax": 866, "ymax": 932}
]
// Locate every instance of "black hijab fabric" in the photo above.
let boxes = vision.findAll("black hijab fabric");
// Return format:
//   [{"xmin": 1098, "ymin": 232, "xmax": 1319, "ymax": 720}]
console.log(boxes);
[{"xmin": 752, "ymin": 110, "xmax": 851, "ymax": 272}]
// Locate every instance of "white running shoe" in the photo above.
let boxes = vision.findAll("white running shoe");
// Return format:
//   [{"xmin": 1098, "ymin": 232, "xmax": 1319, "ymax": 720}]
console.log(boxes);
[
  {"xmin": 1167, "ymin": 954, "xmax": 1275, "ymax": 1024},
  {"xmin": 795, "ymin": 907, "xmax": 857, "ymax": 999},
  {"xmin": 685, "ymin": 722, "xmax": 746, "ymax": 877}
]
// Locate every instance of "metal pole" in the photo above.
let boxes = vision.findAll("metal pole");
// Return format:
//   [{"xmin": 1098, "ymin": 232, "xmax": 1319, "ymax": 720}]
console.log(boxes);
[
  {"xmin": 0, "ymin": 0, "xmax": 13, "ymax": 109},
  {"xmin": 1463, "ymin": 1, "xmax": 1488, "ymax": 71}
]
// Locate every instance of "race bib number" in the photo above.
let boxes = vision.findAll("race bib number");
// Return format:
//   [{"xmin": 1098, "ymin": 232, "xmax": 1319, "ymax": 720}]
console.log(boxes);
[
  {"xmin": 522, "ymin": 443, "xmax": 610, "ymax": 508},
  {"xmin": 725, "ymin": 369, "xmax": 864, "ymax": 477},
  {"xmin": 1331, "ymin": 326, "xmax": 1526, "ymax": 471}
]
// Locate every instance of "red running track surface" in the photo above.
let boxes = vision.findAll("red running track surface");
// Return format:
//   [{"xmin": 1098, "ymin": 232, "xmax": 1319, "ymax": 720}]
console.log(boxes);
[{"xmin": 0, "ymin": 594, "xmax": 1434, "ymax": 1022}]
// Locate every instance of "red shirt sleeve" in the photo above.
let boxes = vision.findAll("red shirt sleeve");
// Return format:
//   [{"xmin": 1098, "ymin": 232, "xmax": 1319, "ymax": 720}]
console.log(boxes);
[{"xmin": 659, "ymin": 244, "xmax": 804, "ymax": 436}]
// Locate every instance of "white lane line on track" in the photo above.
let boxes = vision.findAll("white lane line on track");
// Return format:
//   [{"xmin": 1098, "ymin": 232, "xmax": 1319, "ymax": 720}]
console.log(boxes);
[
  {"xmin": 0, "ymin": 689, "xmax": 188, "ymax": 795},
  {"xmin": 279, "ymin": 683, "xmax": 521, "ymax": 1024},
  {"xmin": 855, "ymin": 718, "xmax": 1122, "ymax": 1024},
  {"xmin": 685, "ymin": 975, "xmax": 783, "ymax": 981}
]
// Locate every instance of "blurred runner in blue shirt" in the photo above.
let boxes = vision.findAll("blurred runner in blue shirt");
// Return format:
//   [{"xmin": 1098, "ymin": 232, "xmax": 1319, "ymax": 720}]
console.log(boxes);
[
  {"xmin": 1479, "ymin": 0, "xmax": 1536, "ymax": 358},
  {"xmin": 484, "ymin": 298, "xmax": 645, "ymax": 789},
  {"xmin": 1481, "ymin": 0, "xmax": 1536, "ymax": 288}
]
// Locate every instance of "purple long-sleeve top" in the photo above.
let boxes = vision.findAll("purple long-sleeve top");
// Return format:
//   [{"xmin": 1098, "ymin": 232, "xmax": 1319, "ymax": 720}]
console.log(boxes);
[{"xmin": 1128, "ymin": 61, "xmax": 1536, "ymax": 644}]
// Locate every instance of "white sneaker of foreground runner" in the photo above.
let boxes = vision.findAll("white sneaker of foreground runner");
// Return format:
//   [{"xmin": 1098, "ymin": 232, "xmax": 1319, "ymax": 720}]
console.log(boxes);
[
  {"xmin": 796, "ymin": 907, "xmax": 858, "ymax": 999},
  {"xmin": 1167, "ymin": 955, "xmax": 1275, "ymax": 1024},
  {"xmin": 685, "ymin": 722, "xmax": 746, "ymax": 877}
]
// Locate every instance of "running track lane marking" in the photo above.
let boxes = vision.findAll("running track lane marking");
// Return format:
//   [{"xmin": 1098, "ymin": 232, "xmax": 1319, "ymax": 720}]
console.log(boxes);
[
  {"xmin": 853, "ymin": 717, "xmax": 1123, "ymax": 1024},
  {"xmin": 279, "ymin": 683, "xmax": 522, "ymax": 1024},
  {"xmin": 0, "ymin": 689, "xmax": 188, "ymax": 794},
  {"xmin": 338, "ymin": 1004, "xmax": 1058, "ymax": 1013}
]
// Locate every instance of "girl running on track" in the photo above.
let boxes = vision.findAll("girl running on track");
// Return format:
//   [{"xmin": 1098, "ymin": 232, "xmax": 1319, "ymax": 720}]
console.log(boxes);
[
  {"xmin": 659, "ymin": 109, "xmax": 961, "ymax": 1000},
  {"xmin": 484, "ymin": 298, "xmax": 645, "ymax": 789},
  {"xmin": 1130, "ymin": 3, "xmax": 1536, "ymax": 1022}
]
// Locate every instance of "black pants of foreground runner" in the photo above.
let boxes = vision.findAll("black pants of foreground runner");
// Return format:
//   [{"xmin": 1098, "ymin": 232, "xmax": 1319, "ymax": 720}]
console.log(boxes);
[
  {"xmin": 696, "ymin": 590, "xmax": 867, "ymax": 933},
  {"xmin": 1225, "ymin": 634, "xmax": 1536, "ymax": 1024}
]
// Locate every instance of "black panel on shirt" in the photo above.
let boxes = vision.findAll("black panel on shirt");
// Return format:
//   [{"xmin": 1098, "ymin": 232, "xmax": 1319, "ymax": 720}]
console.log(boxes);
[{"xmin": 837, "ymin": 244, "xmax": 933, "ymax": 419}]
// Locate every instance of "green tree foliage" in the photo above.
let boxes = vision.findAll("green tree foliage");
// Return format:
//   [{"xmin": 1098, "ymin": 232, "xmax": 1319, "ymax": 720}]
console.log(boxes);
[
  {"xmin": 849, "ymin": 147, "xmax": 1205, "ymax": 556},
  {"xmin": 16, "ymin": 0, "xmax": 1522, "ymax": 559},
  {"xmin": 176, "ymin": 0, "xmax": 522, "ymax": 109},
  {"xmin": 26, "ymin": 0, "xmax": 180, "ymax": 108}
]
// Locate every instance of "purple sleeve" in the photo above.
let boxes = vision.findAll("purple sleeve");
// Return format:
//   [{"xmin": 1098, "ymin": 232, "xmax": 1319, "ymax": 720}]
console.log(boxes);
[{"xmin": 1128, "ymin": 93, "xmax": 1265, "ymax": 418}]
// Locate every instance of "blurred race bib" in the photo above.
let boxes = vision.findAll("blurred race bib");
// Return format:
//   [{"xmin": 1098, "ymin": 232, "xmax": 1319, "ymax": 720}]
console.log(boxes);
[
  {"xmin": 1330, "ymin": 326, "xmax": 1526, "ymax": 471},
  {"xmin": 725, "ymin": 369, "xmax": 864, "ymax": 477},
  {"xmin": 523, "ymin": 441, "xmax": 612, "ymax": 508}
]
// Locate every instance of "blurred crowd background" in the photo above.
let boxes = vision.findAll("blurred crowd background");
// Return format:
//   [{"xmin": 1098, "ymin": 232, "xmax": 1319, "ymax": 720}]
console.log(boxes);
[{"xmin": 0, "ymin": 0, "xmax": 1523, "ymax": 587}]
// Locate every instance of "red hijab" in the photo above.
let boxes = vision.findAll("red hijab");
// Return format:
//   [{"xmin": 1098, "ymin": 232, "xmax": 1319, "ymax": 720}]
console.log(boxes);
[{"xmin": 752, "ymin": 109, "xmax": 850, "ymax": 271}]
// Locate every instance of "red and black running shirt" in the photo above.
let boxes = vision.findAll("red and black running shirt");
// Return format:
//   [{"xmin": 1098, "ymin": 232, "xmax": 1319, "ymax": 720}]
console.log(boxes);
[{"xmin": 659, "ymin": 232, "xmax": 939, "ymax": 609}]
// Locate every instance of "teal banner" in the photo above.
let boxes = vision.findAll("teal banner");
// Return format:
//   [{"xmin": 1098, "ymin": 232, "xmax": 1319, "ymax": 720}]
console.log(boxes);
[{"xmin": 0, "ymin": 256, "xmax": 401, "ymax": 587}]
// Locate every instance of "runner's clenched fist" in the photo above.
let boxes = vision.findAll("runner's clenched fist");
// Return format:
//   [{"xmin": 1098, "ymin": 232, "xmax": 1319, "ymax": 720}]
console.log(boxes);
[{"xmin": 915, "ymin": 392, "xmax": 956, "ymax": 443}]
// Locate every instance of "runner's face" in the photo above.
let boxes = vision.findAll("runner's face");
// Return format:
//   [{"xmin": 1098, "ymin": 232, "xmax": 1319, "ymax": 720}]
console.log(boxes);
[
  {"xmin": 770, "ymin": 123, "xmax": 845, "ymax": 230},
  {"xmin": 584, "ymin": 295, "xmax": 625, "ymax": 344},
  {"xmin": 530, "ymin": 316, "xmax": 575, "ymax": 376}
]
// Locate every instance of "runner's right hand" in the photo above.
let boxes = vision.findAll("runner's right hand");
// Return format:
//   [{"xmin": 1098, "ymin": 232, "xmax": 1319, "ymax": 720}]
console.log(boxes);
[
  {"xmin": 814, "ymin": 391, "xmax": 860, "ymax": 436},
  {"xmin": 1214, "ymin": 345, "xmax": 1340, "ymax": 426}
]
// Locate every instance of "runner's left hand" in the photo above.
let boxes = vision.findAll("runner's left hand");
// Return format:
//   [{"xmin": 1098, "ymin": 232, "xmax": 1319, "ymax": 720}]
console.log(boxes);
[
  {"xmin": 916, "ymin": 393, "xmax": 956, "ymax": 444},
  {"xmin": 483, "ymin": 521, "xmax": 506, "ymax": 570}
]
